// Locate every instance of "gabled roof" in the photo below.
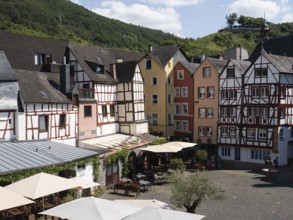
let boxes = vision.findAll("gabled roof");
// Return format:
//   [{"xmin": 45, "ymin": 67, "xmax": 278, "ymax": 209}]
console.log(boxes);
[
  {"xmin": 206, "ymin": 57, "xmax": 227, "ymax": 73},
  {"xmin": 250, "ymin": 35, "xmax": 293, "ymax": 61},
  {"xmin": 176, "ymin": 61, "xmax": 199, "ymax": 75},
  {"xmin": 0, "ymin": 140, "xmax": 98, "ymax": 175},
  {"xmin": 115, "ymin": 61, "xmax": 137, "ymax": 83},
  {"xmin": 262, "ymin": 51, "xmax": 293, "ymax": 74},
  {"xmin": 0, "ymin": 51, "xmax": 17, "ymax": 81},
  {"xmin": 229, "ymin": 59, "xmax": 251, "ymax": 75},
  {"xmin": 148, "ymin": 45, "xmax": 181, "ymax": 66},
  {"xmin": 15, "ymin": 69, "xmax": 71, "ymax": 104},
  {"xmin": 68, "ymin": 43, "xmax": 143, "ymax": 83}
]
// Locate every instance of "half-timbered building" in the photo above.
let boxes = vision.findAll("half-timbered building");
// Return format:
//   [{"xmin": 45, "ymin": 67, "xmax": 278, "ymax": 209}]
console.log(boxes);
[
  {"xmin": 173, "ymin": 61, "xmax": 199, "ymax": 141},
  {"xmin": 115, "ymin": 61, "xmax": 148, "ymax": 135},
  {"xmin": 194, "ymin": 57, "xmax": 227, "ymax": 155},
  {"xmin": 218, "ymin": 59, "xmax": 251, "ymax": 162}
]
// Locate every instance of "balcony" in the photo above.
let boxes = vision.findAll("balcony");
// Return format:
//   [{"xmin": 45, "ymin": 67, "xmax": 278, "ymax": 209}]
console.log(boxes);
[{"xmin": 79, "ymin": 89, "xmax": 95, "ymax": 100}]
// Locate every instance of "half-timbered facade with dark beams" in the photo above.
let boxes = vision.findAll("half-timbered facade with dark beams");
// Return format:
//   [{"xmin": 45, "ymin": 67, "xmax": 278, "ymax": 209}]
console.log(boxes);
[
  {"xmin": 15, "ymin": 70, "xmax": 77, "ymax": 146},
  {"xmin": 115, "ymin": 61, "xmax": 148, "ymax": 135},
  {"xmin": 241, "ymin": 51, "xmax": 293, "ymax": 166},
  {"xmin": 193, "ymin": 57, "xmax": 227, "ymax": 155},
  {"xmin": 173, "ymin": 61, "xmax": 199, "ymax": 141},
  {"xmin": 0, "ymin": 51, "xmax": 19, "ymax": 141},
  {"xmin": 218, "ymin": 59, "xmax": 250, "ymax": 162}
]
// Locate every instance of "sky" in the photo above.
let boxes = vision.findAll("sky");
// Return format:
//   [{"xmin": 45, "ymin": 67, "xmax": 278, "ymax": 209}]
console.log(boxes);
[{"xmin": 70, "ymin": 0, "xmax": 293, "ymax": 39}]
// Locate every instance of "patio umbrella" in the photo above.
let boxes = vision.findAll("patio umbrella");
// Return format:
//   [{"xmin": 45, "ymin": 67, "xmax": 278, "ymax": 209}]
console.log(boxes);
[
  {"xmin": 142, "ymin": 144, "xmax": 182, "ymax": 153},
  {"xmin": 39, "ymin": 196, "xmax": 142, "ymax": 220},
  {"xmin": 0, "ymin": 186, "xmax": 35, "ymax": 211},
  {"xmin": 114, "ymin": 199, "xmax": 175, "ymax": 210},
  {"xmin": 70, "ymin": 177, "xmax": 100, "ymax": 189},
  {"xmin": 164, "ymin": 141, "xmax": 196, "ymax": 149},
  {"xmin": 5, "ymin": 172, "xmax": 80, "ymax": 200},
  {"xmin": 122, "ymin": 207, "xmax": 205, "ymax": 220}
]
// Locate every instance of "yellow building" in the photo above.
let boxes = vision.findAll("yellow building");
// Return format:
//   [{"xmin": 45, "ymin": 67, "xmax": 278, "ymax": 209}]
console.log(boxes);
[{"xmin": 139, "ymin": 45, "xmax": 189, "ymax": 138}]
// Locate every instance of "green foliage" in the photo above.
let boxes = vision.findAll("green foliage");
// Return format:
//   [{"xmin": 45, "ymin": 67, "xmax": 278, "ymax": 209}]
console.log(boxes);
[
  {"xmin": 168, "ymin": 172, "xmax": 224, "ymax": 213},
  {"xmin": 169, "ymin": 158, "xmax": 185, "ymax": 171},
  {"xmin": 226, "ymin": 13, "xmax": 238, "ymax": 27},
  {"xmin": 150, "ymin": 138, "xmax": 167, "ymax": 145},
  {"xmin": 106, "ymin": 148, "xmax": 130, "ymax": 177},
  {"xmin": 195, "ymin": 150, "xmax": 208, "ymax": 163}
]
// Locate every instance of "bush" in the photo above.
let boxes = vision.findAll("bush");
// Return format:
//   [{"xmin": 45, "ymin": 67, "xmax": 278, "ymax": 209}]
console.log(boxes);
[
  {"xmin": 195, "ymin": 150, "xmax": 208, "ymax": 164},
  {"xmin": 169, "ymin": 158, "xmax": 185, "ymax": 171}
]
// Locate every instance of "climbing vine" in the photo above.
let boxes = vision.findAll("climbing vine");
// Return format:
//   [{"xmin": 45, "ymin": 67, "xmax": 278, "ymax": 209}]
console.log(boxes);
[
  {"xmin": 0, "ymin": 156, "xmax": 99, "ymax": 183},
  {"xmin": 106, "ymin": 148, "xmax": 129, "ymax": 177}
]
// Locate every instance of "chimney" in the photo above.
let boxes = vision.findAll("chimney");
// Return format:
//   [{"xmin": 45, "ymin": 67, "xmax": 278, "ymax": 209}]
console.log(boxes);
[
  {"xmin": 148, "ymin": 44, "xmax": 152, "ymax": 52},
  {"xmin": 110, "ymin": 63, "xmax": 117, "ymax": 79}
]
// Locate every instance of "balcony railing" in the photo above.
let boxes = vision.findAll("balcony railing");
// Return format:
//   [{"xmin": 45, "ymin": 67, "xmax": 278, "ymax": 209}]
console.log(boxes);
[{"xmin": 79, "ymin": 89, "xmax": 95, "ymax": 99}]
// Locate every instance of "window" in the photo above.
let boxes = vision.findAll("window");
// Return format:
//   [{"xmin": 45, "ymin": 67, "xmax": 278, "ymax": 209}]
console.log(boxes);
[
  {"xmin": 177, "ymin": 70, "xmax": 184, "ymax": 80},
  {"xmin": 46, "ymin": 54, "xmax": 52, "ymax": 64},
  {"xmin": 221, "ymin": 107, "xmax": 228, "ymax": 116},
  {"xmin": 252, "ymin": 87, "xmax": 259, "ymax": 98},
  {"xmin": 247, "ymin": 128, "xmax": 255, "ymax": 139},
  {"xmin": 182, "ymin": 103, "xmax": 188, "ymax": 115},
  {"xmin": 207, "ymin": 127, "xmax": 212, "ymax": 136},
  {"xmin": 259, "ymin": 107, "xmax": 268, "ymax": 117},
  {"xmin": 221, "ymin": 127, "xmax": 228, "ymax": 137},
  {"xmin": 207, "ymin": 108, "xmax": 213, "ymax": 118},
  {"xmin": 167, "ymin": 113, "xmax": 173, "ymax": 125},
  {"xmin": 145, "ymin": 59, "xmax": 152, "ymax": 69},
  {"xmin": 152, "ymin": 77, "xmax": 158, "ymax": 86},
  {"xmin": 230, "ymin": 90, "xmax": 237, "ymax": 99},
  {"xmin": 168, "ymin": 76, "xmax": 173, "ymax": 85},
  {"xmin": 102, "ymin": 106, "xmax": 107, "ymax": 117},
  {"xmin": 198, "ymin": 87, "xmax": 205, "ymax": 99},
  {"xmin": 199, "ymin": 127, "xmax": 205, "ymax": 136},
  {"xmin": 230, "ymin": 127, "xmax": 236, "ymax": 137},
  {"xmin": 251, "ymin": 149, "xmax": 270, "ymax": 160},
  {"xmin": 182, "ymin": 87, "xmax": 188, "ymax": 97},
  {"xmin": 167, "ymin": 94, "xmax": 172, "ymax": 104},
  {"xmin": 280, "ymin": 128, "xmax": 284, "ymax": 140},
  {"xmin": 34, "ymin": 53, "xmax": 45, "ymax": 65},
  {"xmin": 147, "ymin": 113, "xmax": 158, "ymax": 125},
  {"xmin": 259, "ymin": 128, "xmax": 267, "ymax": 139},
  {"xmin": 207, "ymin": 87, "xmax": 215, "ymax": 99},
  {"xmin": 221, "ymin": 147, "xmax": 231, "ymax": 156},
  {"xmin": 227, "ymin": 67, "xmax": 235, "ymax": 77},
  {"xmin": 59, "ymin": 114, "xmax": 66, "ymax": 129},
  {"xmin": 84, "ymin": 106, "xmax": 92, "ymax": 117},
  {"xmin": 248, "ymin": 107, "xmax": 257, "ymax": 117},
  {"xmin": 260, "ymin": 86, "xmax": 269, "ymax": 97},
  {"xmin": 203, "ymin": 67, "xmax": 211, "ymax": 77},
  {"xmin": 110, "ymin": 105, "xmax": 115, "ymax": 116},
  {"xmin": 39, "ymin": 115, "xmax": 48, "ymax": 132},
  {"xmin": 199, "ymin": 108, "xmax": 206, "ymax": 118},
  {"xmin": 175, "ymin": 121, "xmax": 180, "ymax": 130},
  {"xmin": 281, "ymin": 87, "xmax": 286, "ymax": 99},
  {"xmin": 174, "ymin": 88, "xmax": 180, "ymax": 97},
  {"xmin": 230, "ymin": 107, "xmax": 236, "ymax": 117},
  {"xmin": 175, "ymin": 104, "xmax": 180, "ymax": 115},
  {"xmin": 152, "ymin": 94, "xmax": 158, "ymax": 104},
  {"xmin": 182, "ymin": 121, "xmax": 188, "ymax": 131},
  {"xmin": 255, "ymin": 68, "xmax": 268, "ymax": 77},
  {"xmin": 221, "ymin": 90, "xmax": 229, "ymax": 99}
]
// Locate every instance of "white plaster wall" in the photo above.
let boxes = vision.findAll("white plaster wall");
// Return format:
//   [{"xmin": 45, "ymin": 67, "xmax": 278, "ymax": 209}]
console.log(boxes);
[
  {"xmin": 97, "ymin": 123, "xmax": 119, "ymax": 136},
  {"xmin": 52, "ymin": 138, "xmax": 76, "ymax": 147}
]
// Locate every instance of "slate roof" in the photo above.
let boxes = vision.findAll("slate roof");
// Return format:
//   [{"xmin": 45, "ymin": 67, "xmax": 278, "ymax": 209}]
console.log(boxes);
[
  {"xmin": 0, "ymin": 140, "xmax": 98, "ymax": 175},
  {"xmin": 0, "ymin": 51, "xmax": 17, "ymax": 81},
  {"xmin": 115, "ymin": 61, "xmax": 137, "ymax": 82},
  {"xmin": 250, "ymin": 35, "xmax": 293, "ymax": 61},
  {"xmin": 0, "ymin": 31, "xmax": 68, "ymax": 72},
  {"xmin": 181, "ymin": 61, "xmax": 200, "ymax": 75},
  {"xmin": 207, "ymin": 57, "xmax": 228, "ymax": 73},
  {"xmin": 262, "ymin": 51, "xmax": 293, "ymax": 74},
  {"xmin": 68, "ymin": 43, "xmax": 144, "ymax": 83},
  {"xmin": 15, "ymin": 69, "xmax": 71, "ymax": 104},
  {"xmin": 148, "ymin": 45, "xmax": 181, "ymax": 66},
  {"xmin": 229, "ymin": 59, "xmax": 251, "ymax": 74}
]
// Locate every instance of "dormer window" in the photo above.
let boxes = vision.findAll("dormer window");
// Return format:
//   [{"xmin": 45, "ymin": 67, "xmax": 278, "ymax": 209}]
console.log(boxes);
[
  {"xmin": 86, "ymin": 61, "xmax": 104, "ymax": 74},
  {"xmin": 34, "ymin": 53, "xmax": 52, "ymax": 65}
]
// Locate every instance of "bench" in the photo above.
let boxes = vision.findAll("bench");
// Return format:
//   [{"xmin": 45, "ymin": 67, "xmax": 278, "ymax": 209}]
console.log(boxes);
[{"xmin": 114, "ymin": 183, "xmax": 140, "ymax": 197}]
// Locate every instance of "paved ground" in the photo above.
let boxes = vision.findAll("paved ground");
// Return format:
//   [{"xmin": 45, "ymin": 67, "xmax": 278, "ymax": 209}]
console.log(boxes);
[{"xmin": 100, "ymin": 165, "xmax": 293, "ymax": 220}]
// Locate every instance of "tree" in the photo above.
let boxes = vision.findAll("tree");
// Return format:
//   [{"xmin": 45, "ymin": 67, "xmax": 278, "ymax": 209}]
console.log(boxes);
[
  {"xmin": 195, "ymin": 149, "xmax": 208, "ymax": 165},
  {"xmin": 168, "ymin": 172, "xmax": 224, "ymax": 213},
  {"xmin": 226, "ymin": 13, "xmax": 238, "ymax": 27}
]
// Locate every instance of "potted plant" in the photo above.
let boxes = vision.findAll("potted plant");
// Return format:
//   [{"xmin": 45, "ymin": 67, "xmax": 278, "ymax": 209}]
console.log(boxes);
[
  {"xmin": 169, "ymin": 158, "xmax": 185, "ymax": 173},
  {"xmin": 195, "ymin": 150, "xmax": 208, "ymax": 171}
]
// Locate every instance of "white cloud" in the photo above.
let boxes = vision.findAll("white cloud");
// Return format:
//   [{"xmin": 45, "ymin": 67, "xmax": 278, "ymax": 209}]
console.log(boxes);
[
  {"xmin": 229, "ymin": 0, "xmax": 280, "ymax": 20},
  {"xmin": 92, "ymin": 1, "xmax": 182, "ymax": 36},
  {"xmin": 139, "ymin": 0, "xmax": 203, "ymax": 7},
  {"xmin": 69, "ymin": 0, "xmax": 81, "ymax": 5},
  {"xmin": 280, "ymin": 0, "xmax": 288, "ymax": 3},
  {"xmin": 282, "ymin": 14, "xmax": 293, "ymax": 23}
]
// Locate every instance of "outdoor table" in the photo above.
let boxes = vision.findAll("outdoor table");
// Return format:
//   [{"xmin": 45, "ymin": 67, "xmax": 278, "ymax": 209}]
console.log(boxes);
[
  {"xmin": 136, "ymin": 174, "xmax": 146, "ymax": 180},
  {"xmin": 7, "ymin": 208, "xmax": 25, "ymax": 217},
  {"xmin": 138, "ymin": 180, "xmax": 152, "ymax": 191}
]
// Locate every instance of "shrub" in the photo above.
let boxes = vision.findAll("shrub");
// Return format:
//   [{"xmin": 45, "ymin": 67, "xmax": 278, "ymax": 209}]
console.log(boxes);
[{"xmin": 169, "ymin": 158, "xmax": 185, "ymax": 171}]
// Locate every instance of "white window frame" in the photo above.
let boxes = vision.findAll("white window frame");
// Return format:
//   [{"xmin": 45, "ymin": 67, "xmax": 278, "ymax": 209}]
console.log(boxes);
[
  {"xmin": 177, "ymin": 70, "xmax": 184, "ymax": 80},
  {"xmin": 168, "ymin": 76, "xmax": 173, "ymax": 85},
  {"xmin": 221, "ymin": 147, "xmax": 231, "ymax": 156},
  {"xmin": 221, "ymin": 107, "xmax": 228, "ymax": 116},
  {"xmin": 259, "ymin": 128, "xmax": 267, "ymax": 140},
  {"xmin": 199, "ymin": 108, "xmax": 206, "ymax": 118},
  {"xmin": 230, "ymin": 90, "xmax": 237, "ymax": 99},
  {"xmin": 207, "ymin": 108, "xmax": 213, "ymax": 118},
  {"xmin": 230, "ymin": 107, "xmax": 236, "ymax": 117},
  {"xmin": 199, "ymin": 127, "xmax": 205, "ymax": 136},
  {"xmin": 182, "ymin": 103, "xmax": 188, "ymax": 115},
  {"xmin": 181, "ymin": 87, "xmax": 188, "ymax": 97},
  {"xmin": 182, "ymin": 121, "xmax": 188, "ymax": 132},
  {"xmin": 167, "ymin": 94, "xmax": 173, "ymax": 104},
  {"xmin": 174, "ymin": 87, "xmax": 180, "ymax": 97},
  {"xmin": 199, "ymin": 87, "xmax": 205, "ymax": 99},
  {"xmin": 260, "ymin": 86, "xmax": 269, "ymax": 97},
  {"xmin": 229, "ymin": 127, "xmax": 236, "ymax": 137},
  {"xmin": 203, "ymin": 67, "xmax": 211, "ymax": 78},
  {"xmin": 175, "ymin": 104, "xmax": 180, "ymax": 115},
  {"xmin": 221, "ymin": 127, "xmax": 228, "ymax": 137},
  {"xmin": 207, "ymin": 127, "xmax": 213, "ymax": 136},
  {"xmin": 221, "ymin": 90, "xmax": 228, "ymax": 99},
  {"xmin": 207, "ymin": 87, "xmax": 215, "ymax": 99},
  {"xmin": 175, "ymin": 120, "xmax": 181, "ymax": 131},
  {"xmin": 247, "ymin": 128, "xmax": 255, "ymax": 139}
]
